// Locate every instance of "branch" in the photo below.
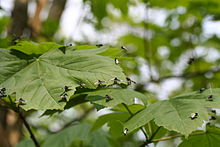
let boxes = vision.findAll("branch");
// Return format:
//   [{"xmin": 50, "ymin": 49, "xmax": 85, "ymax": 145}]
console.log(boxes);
[
  {"xmin": 6, "ymin": 96, "xmax": 40, "ymax": 147},
  {"xmin": 152, "ymin": 131, "xmax": 204, "ymax": 142},
  {"xmin": 140, "ymin": 131, "xmax": 205, "ymax": 146},
  {"xmin": 151, "ymin": 68, "xmax": 220, "ymax": 83},
  {"xmin": 29, "ymin": 0, "xmax": 48, "ymax": 37},
  {"xmin": 143, "ymin": 4, "xmax": 153, "ymax": 80},
  {"xmin": 19, "ymin": 112, "xmax": 40, "ymax": 147}
]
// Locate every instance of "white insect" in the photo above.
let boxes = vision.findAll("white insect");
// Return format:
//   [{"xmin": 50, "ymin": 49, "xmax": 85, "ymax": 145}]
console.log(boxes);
[
  {"xmin": 15, "ymin": 98, "xmax": 26, "ymax": 104},
  {"xmin": 121, "ymin": 46, "xmax": 127, "ymax": 50},
  {"xmin": 189, "ymin": 113, "xmax": 198, "ymax": 120},
  {"xmin": 123, "ymin": 128, "xmax": 128, "ymax": 135},
  {"xmin": 94, "ymin": 80, "xmax": 106, "ymax": 85},
  {"xmin": 114, "ymin": 58, "xmax": 120, "ymax": 65},
  {"xmin": 60, "ymin": 93, "xmax": 68, "ymax": 99}
]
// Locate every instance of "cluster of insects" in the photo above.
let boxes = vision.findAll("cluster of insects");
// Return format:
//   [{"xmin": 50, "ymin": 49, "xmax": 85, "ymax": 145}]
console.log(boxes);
[
  {"xmin": 199, "ymin": 87, "xmax": 214, "ymax": 101},
  {"xmin": 189, "ymin": 87, "xmax": 216, "ymax": 120},
  {"xmin": 1, "ymin": 88, "xmax": 26, "ymax": 105},
  {"xmin": 93, "ymin": 77, "xmax": 136, "ymax": 87},
  {"xmin": 59, "ymin": 76, "xmax": 136, "ymax": 102}
]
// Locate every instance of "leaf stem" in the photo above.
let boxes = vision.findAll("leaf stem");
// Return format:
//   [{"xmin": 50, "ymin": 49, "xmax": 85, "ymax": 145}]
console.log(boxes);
[
  {"xmin": 140, "ymin": 131, "xmax": 205, "ymax": 146},
  {"xmin": 152, "ymin": 131, "xmax": 205, "ymax": 142},
  {"xmin": 149, "ymin": 126, "xmax": 161, "ymax": 141},
  {"xmin": 139, "ymin": 126, "xmax": 161, "ymax": 147},
  {"xmin": 122, "ymin": 103, "xmax": 148, "ymax": 140},
  {"xmin": 150, "ymin": 67, "xmax": 220, "ymax": 83}
]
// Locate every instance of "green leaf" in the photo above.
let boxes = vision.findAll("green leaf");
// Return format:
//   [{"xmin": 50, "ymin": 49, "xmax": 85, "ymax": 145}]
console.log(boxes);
[
  {"xmin": 15, "ymin": 139, "xmax": 35, "ymax": 147},
  {"xmin": 110, "ymin": 0, "xmax": 128, "ymax": 14},
  {"xmin": 179, "ymin": 125, "xmax": 220, "ymax": 147},
  {"xmin": 0, "ymin": 45, "xmax": 126, "ymax": 110},
  {"xmin": 124, "ymin": 90, "xmax": 216, "ymax": 136},
  {"xmin": 112, "ymin": 104, "xmax": 145, "ymax": 114},
  {"xmin": 150, "ymin": 99, "xmax": 209, "ymax": 137},
  {"xmin": 42, "ymin": 124, "xmax": 111, "ymax": 147},
  {"xmin": 90, "ymin": 0, "xmax": 108, "ymax": 27},
  {"xmin": 86, "ymin": 89, "xmax": 148, "ymax": 108},
  {"xmin": 73, "ymin": 45, "xmax": 124, "ymax": 58},
  {"xmin": 145, "ymin": 121, "xmax": 168, "ymax": 141},
  {"xmin": 172, "ymin": 88, "xmax": 220, "ymax": 109},
  {"xmin": 8, "ymin": 41, "xmax": 63, "ymax": 55},
  {"xmin": 108, "ymin": 120, "xmax": 124, "ymax": 138},
  {"xmin": 92, "ymin": 112, "xmax": 130, "ymax": 131},
  {"xmin": 124, "ymin": 105, "xmax": 153, "ymax": 133}
]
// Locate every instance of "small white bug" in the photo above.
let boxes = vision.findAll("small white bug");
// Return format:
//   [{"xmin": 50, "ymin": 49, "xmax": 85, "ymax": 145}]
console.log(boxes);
[
  {"xmin": 15, "ymin": 98, "xmax": 26, "ymax": 104},
  {"xmin": 123, "ymin": 128, "xmax": 128, "ymax": 135},
  {"xmin": 121, "ymin": 46, "xmax": 127, "ymax": 50},
  {"xmin": 94, "ymin": 80, "xmax": 106, "ymax": 86},
  {"xmin": 60, "ymin": 93, "xmax": 68, "ymax": 99},
  {"xmin": 189, "ymin": 113, "xmax": 198, "ymax": 120},
  {"xmin": 114, "ymin": 58, "xmax": 120, "ymax": 65}
]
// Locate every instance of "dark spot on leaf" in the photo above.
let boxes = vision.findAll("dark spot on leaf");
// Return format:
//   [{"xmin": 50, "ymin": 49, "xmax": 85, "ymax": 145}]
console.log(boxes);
[{"xmin": 58, "ymin": 46, "xmax": 66, "ymax": 54}]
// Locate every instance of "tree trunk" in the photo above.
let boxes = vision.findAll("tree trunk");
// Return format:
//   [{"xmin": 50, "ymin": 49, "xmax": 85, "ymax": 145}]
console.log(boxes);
[
  {"xmin": 48, "ymin": 0, "xmax": 67, "ymax": 21},
  {"xmin": 8, "ymin": 0, "xmax": 29, "ymax": 39},
  {"xmin": 0, "ymin": 108, "xmax": 22, "ymax": 147},
  {"xmin": 29, "ymin": 0, "xmax": 48, "ymax": 38}
]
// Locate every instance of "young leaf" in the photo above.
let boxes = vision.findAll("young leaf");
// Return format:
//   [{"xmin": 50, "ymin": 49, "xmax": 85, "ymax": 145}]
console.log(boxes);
[{"xmin": 8, "ymin": 41, "xmax": 63, "ymax": 55}]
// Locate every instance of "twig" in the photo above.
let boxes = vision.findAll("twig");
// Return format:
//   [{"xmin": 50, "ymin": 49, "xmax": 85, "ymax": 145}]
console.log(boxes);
[
  {"xmin": 150, "ymin": 67, "xmax": 220, "ymax": 83},
  {"xmin": 7, "ymin": 96, "xmax": 40, "ymax": 147},
  {"xmin": 19, "ymin": 113, "xmax": 40, "ymax": 147},
  {"xmin": 122, "ymin": 103, "xmax": 148, "ymax": 140},
  {"xmin": 152, "ymin": 131, "xmax": 204, "ymax": 142},
  {"xmin": 143, "ymin": 3, "xmax": 153, "ymax": 80},
  {"xmin": 140, "ymin": 131, "xmax": 205, "ymax": 146}
]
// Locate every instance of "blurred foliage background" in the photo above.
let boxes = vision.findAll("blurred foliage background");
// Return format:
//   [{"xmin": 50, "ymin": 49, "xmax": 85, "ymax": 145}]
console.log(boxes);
[{"xmin": 1, "ymin": 0, "xmax": 220, "ymax": 146}]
